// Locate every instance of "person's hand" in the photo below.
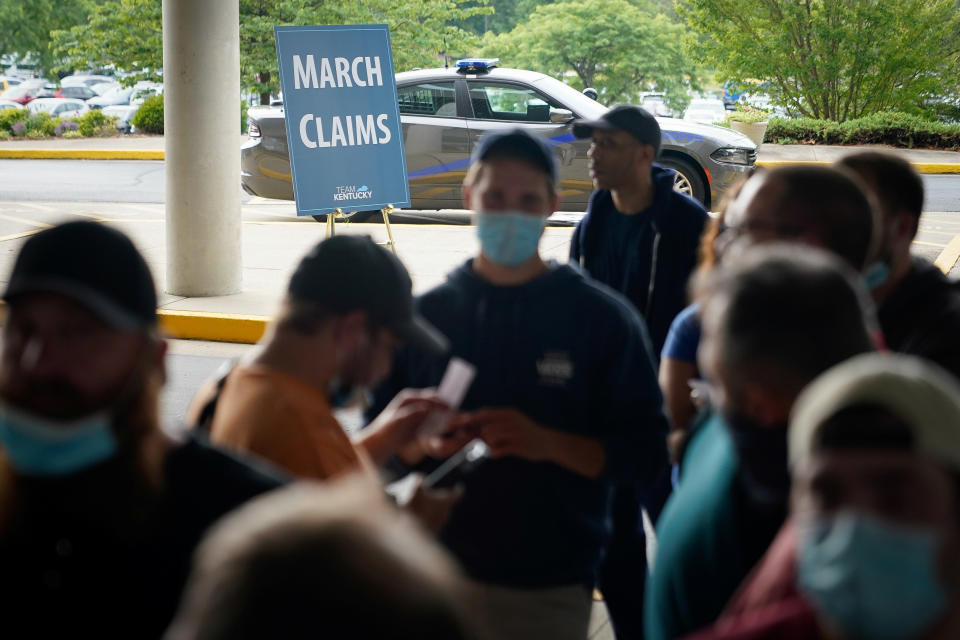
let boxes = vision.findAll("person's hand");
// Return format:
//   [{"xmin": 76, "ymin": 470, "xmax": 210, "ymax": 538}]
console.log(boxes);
[
  {"xmin": 402, "ymin": 473, "xmax": 463, "ymax": 534},
  {"xmin": 470, "ymin": 408, "xmax": 556, "ymax": 462},
  {"xmin": 359, "ymin": 389, "xmax": 448, "ymax": 465},
  {"xmin": 419, "ymin": 411, "xmax": 479, "ymax": 460}
]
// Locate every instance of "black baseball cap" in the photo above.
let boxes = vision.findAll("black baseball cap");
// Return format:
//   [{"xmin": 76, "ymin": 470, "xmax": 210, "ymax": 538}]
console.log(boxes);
[
  {"xmin": 471, "ymin": 128, "xmax": 557, "ymax": 183},
  {"xmin": 288, "ymin": 236, "xmax": 448, "ymax": 355},
  {"xmin": 573, "ymin": 104, "xmax": 662, "ymax": 155},
  {"xmin": 3, "ymin": 221, "xmax": 157, "ymax": 330}
]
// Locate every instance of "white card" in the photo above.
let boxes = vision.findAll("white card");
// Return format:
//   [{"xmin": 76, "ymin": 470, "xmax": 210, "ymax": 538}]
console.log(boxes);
[{"xmin": 419, "ymin": 357, "xmax": 476, "ymax": 437}]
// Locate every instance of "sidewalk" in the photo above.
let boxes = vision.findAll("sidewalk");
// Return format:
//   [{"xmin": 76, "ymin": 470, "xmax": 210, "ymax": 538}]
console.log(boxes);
[{"xmin": 1, "ymin": 135, "xmax": 959, "ymax": 171}]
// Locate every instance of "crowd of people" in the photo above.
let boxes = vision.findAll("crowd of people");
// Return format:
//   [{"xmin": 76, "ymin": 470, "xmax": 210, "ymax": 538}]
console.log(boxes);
[{"xmin": 0, "ymin": 105, "xmax": 957, "ymax": 640}]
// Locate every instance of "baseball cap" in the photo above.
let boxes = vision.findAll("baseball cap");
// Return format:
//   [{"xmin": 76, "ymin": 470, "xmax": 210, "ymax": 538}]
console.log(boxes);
[
  {"xmin": 471, "ymin": 128, "xmax": 557, "ymax": 183},
  {"xmin": 288, "ymin": 236, "xmax": 448, "ymax": 355},
  {"xmin": 789, "ymin": 353, "xmax": 960, "ymax": 472},
  {"xmin": 572, "ymin": 104, "xmax": 662, "ymax": 155},
  {"xmin": 3, "ymin": 221, "xmax": 157, "ymax": 330}
]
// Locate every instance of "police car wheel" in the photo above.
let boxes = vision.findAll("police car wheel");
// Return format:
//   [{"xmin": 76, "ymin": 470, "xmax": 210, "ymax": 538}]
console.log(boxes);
[{"xmin": 660, "ymin": 157, "xmax": 706, "ymax": 205}]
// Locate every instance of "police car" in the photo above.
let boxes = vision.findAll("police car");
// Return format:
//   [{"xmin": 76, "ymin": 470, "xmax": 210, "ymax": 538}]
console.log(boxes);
[{"xmin": 242, "ymin": 59, "xmax": 757, "ymax": 218}]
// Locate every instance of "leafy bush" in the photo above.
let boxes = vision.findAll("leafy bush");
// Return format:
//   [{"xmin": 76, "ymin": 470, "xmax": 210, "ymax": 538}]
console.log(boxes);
[
  {"xmin": 132, "ymin": 94, "xmax": 164, "ymax": 134},
  {"xmin": 726, "ymin": 105, "xmax": 771, "ymax": 124},
  {"xmin": 73, "ymin": 109, "xmax": 116, "ymax": 137},
  {"xmin": 241, "ymin": 100, "xmax": 248, "ymax": 134},
  {"xmin": 0, "ymin": 107, "xmax": 30, "ymax": 133},
  {"xmin": 24, "ymin": 112, "xmax": 59, "ymax": 137},
  {"xmin": 765, "ymin": 112, "xmax": 960, "ymax": 149}
]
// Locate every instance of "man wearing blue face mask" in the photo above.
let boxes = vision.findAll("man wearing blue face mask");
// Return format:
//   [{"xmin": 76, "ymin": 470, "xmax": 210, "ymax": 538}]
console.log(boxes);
[
  {"xmin": 645, "ymin": 245, "xmax": 877, "ymax": 640},
  {"xmin": 837, "ymin": 153, "xmax": 960, "ymax": 380},
  {"xmin": 0, "ymin": 222, "xmax": 286, "ymax": 638},
  {"xmin": 685, "ymin": 352, "xmax": 960, "ymax": 640},
  {"xmin": 368, "ymin": 129, "xmax": 669, "ymax": 639}
]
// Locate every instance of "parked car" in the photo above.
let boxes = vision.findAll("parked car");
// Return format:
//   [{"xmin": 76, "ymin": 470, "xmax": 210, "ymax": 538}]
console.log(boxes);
[
  {"xmin": 0, "ymin": 84, "xmax": 44, "ymax": 105},
  {"xmin": 0, "ymin": 99, "xmax": 23, "ymax": 111},
  {"xmin": 61, "ymin": 74, "xmax": 115, "ymax": 89},
  {"xmin": 103, "ymin": 104, "xmax": 139, "ymax": 133},
  {"xmin": 242, "ymin": 61, "xmax": 757, "ymax": 217},
  {"xmin": 683, "ymin": 98, "xmax": 728, "ymax": 125},
  {"xmin": 88, "ymin": 85, "xmax": 135, "ymax": 109},
  {"xmin": 0, "ymin": 76, "xmax": 22, "ymax": 92},
  {"xmin": 56, "ymin": 85, "xmax": 98, "ymax": 101},
  {"xmin": 26, "ymin": 98, "xmax": 89, "ymax": 119},
  {"xmin": 91, "ymin": 81, "xmax": 118, "ymax": 96},
  {"xmin": 129, "ymin": 82, "xmax": 162, "ymax": 106}
]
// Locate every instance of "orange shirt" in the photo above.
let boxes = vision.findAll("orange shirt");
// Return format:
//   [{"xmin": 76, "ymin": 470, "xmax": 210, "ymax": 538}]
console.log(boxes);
[{"xmin": 209, "ymin": 365, "xmax": 373, "ymax": 481}]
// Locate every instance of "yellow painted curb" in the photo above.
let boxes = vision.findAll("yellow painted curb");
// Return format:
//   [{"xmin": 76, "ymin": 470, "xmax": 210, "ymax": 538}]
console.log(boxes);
[
  {"xmin": 756, "ymin": 160, "xmax": 960, "ymax": 174},
  {"xmin": 0, "ymin": 149, "xmax": 163, "ymax": 160},
  {"xmin": 934, "ymin": 233, "xmax": 960, "ymax": 275},
  {"xmin": 158, "ymin": 310, "xmax": 268, "ymax": 344}
]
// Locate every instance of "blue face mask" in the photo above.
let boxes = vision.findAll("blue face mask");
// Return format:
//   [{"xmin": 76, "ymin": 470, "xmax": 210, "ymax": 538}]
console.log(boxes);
[
  {"xmin": 797, "ymin": 510, "xmax": 948, "ymax": 640},
  {"xmin": 0, "ymin": 403, "xmax": 118, "ymax": 477},
  {"xmin": 475, "ymin": 211, "xmax": 546, "ymax": 267}
]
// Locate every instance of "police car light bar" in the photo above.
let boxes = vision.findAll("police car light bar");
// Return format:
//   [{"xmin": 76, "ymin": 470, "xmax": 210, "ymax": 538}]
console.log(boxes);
[{"xmin": 456, "ymin": 58, "xmax": 500, "ymax": 73}]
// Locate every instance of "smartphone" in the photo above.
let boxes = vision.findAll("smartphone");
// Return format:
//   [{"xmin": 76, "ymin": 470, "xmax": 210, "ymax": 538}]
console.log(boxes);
[{"xmin": 423, "ymin": 439, "xmax": 489, "ymax": 489}]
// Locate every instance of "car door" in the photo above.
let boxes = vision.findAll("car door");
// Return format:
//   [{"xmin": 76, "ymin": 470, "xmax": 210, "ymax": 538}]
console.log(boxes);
[
  {"xmin": 396, "ymin": 79, "xmax": 471, "ymax": 209},
  {"xmin": 463, "ymin": 79, "xmax": 592, "ymax": 211}
]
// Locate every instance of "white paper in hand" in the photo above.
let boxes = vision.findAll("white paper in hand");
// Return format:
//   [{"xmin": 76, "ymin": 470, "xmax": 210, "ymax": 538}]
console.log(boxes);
[{"xmin": 419, "ymin": 357, "xmax": 476, "ymax": 437}]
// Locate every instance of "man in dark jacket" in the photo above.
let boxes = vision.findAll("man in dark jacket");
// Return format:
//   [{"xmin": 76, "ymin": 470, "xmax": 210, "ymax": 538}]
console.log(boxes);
[
  {"xmin": 569, "ymin": 104, "xmax": 708, "ymax": 638},
  {"xmin": 0, "ymin": 222, "xmax": 286, "ymax": 638},
  {"xmin": 570, "ymin": 104, "xmax": 708, "ymax": 358},
  {"xmin": 370, "ymin": 129, "xmax": 669, "ymax": 640},
  {"xmin": 837, "ymin": 152, "xmax": 960, "ymax": 379}
]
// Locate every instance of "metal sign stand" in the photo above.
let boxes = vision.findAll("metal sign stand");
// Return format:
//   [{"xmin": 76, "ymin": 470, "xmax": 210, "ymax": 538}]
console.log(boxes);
[{"xmin": 323, "ymin": 205, "xmax": 398, "ymax": 255}]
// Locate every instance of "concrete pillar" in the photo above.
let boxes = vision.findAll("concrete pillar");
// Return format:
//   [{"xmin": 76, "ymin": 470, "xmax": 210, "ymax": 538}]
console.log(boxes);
[{"xmin": 162, "ymin": 0, "xmax": 242, "ymax": 296}]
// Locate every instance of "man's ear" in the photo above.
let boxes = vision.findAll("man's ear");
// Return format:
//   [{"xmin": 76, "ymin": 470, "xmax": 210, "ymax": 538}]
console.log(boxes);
[
  {"xmin": 462, "ymin": 183, "xmax": 473, "ymax": 211},
  {"xmin": 151, "ymin": 337, "xmax": 168, "ymax": 386},
  {"xmin": 895, "ymin": 212, "xmax": 919, "ymax": 243}
]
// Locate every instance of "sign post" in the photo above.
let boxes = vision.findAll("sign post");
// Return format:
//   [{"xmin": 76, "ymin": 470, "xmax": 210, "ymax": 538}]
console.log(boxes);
[{"xmin": 274, "ymin": 24, "xmax": 409, "ymax": 251}]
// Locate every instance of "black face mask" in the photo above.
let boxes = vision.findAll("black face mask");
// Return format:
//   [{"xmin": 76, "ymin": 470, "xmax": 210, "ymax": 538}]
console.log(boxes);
[{"xmin": 723, "ymin": 412, "xmax": 790, "ymax": 506}]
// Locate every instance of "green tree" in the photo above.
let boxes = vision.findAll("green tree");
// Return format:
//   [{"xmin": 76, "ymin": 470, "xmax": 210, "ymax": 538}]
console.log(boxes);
[
  {"xmin": 480, "ymin": 0, "xmax": 697, "ymax": 110},
  {"xmin": 52, "ymin": 0, "xmax": 162, "ymax": 84},
  {"xmin": 678, "ymin": 0, "xmax": 960, "ymax": 121},
  {"xmin": 0, "ymin": 0, "xmax": 92, "ymax": 76},
  {"xmin": 52, "ymin": 0, "xmax": 490, "ymax": 99}
]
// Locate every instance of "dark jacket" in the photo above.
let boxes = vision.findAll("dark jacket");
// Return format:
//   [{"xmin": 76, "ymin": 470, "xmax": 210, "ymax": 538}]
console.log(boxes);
[
  {"xmin": 570, "ymin": 164, "xmax": 708, "ymax": 357},
  {"xmin": 369, "ymin": 261, "xmax": 669, "ymax": 588},
  {"xmin": 878, "ymin": 256, "xmax": 960, "ymax": 379}
]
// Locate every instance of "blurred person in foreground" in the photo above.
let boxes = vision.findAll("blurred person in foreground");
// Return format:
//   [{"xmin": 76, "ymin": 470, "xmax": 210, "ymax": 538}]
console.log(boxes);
[
  {"xmin": 166, "ymin": 477, "xmax": 476, "ymax": 640},
  {"xmin": 687, "ymin": 352, "xmax": 960, "ymax": 640},
  {"xmin": 0, "ymin": 222, "xmax": 285, "ymax": 638},
  {"xmin": 837, "ymin": 152, "xmax": 960, "ymax": 378},
  {"xmin": 194, "ymin": 235, "xmax": 450, "ymax": 483},
  {"xmin": 658, "ymin": 164, "xmax": 878, "ymax": 469},
  {"xmin": 370, "ymin": 128, "xmax": 669, "ymax": 640},
  {"xmin": 645, "ymin": 245, "xmax": 876, "ymax": 640}
]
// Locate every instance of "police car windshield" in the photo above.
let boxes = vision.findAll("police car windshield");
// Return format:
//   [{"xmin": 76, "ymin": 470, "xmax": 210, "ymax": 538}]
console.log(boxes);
[{"xmin": 531, "ymin": 75, "xmax": 608, "ymax": 120}]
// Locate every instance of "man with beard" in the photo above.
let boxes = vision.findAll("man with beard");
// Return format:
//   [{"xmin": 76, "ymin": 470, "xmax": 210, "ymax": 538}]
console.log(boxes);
[
  {"xmin": 645, "ymin": 245, "xmax": 875, "ymax": 640},
  {"xmin": 0, "ymin": 222, "xmax": 285, "ymax": 638},
  {"xmin": 837, "ymin": 152, "xmax": 960, "ymax": 378}
]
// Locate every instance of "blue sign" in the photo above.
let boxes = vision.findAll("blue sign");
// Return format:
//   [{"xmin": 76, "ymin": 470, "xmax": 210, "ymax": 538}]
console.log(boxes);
[{"xmin": 274, "ymin": 24, "xmax": 410, "ymax": 216}]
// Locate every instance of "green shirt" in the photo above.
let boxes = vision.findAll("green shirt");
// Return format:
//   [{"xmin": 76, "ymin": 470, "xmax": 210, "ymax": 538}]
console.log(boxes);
[{"xmin": 644, "ymin": 414, "xmax": 743, "ymax": 640}]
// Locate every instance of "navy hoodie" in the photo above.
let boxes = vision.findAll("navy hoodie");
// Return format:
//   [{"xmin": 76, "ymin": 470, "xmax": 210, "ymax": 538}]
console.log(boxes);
[
  {"xmin": 370, "ymin": 261, "xmax": 669, "ymax": 588},
  {"xmin": 570, "ymin": 164, "xmax": 708, "ymax": 357}
]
